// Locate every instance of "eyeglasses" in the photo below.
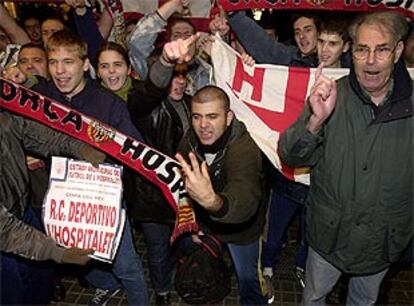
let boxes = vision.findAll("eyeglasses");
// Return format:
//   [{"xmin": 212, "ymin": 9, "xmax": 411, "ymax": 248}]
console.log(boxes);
[{"xmin": 352, "ymin": 43, "xmax": 398, "ymax": 61}]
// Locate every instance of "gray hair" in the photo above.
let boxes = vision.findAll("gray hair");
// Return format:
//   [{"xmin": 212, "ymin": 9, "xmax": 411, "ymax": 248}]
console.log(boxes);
[{"xmin": 349, "ymin": 11, "xmax": 409, "ymax": 45}]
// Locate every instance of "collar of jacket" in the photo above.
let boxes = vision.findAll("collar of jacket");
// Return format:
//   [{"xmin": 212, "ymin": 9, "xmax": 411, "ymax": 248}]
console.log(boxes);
[
  {"xmin": 291, "ymin": 51, "xmax": 318, "ymax": 68},
  {"xmin": 187, "ymin": 118, "xmax": 246, "ymax": 162},
  {"xmin": 349, "ymin": 59, "xmax": 413, "ymax": 123},
  {"xmin": 50, "ymin": 77, "xmax": 93, "ymax": 106}
]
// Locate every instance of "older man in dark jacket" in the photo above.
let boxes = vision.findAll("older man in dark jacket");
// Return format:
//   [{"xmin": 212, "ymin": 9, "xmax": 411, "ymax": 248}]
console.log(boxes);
[
  {"xmin": 279, "ymin": 11, "xmax": 412, "ymax": 306},
  {"xmin": 176, "ymin": 85, "xmax": 267, "ymax": 305}
]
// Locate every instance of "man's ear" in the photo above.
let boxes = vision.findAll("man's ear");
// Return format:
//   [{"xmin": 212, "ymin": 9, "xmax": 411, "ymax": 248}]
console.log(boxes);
[
  {"xmin": 343, "ymin": 41, "xmax": 351, "ymax": 53},
  {"xmin": 394, "ymin": 40, "xmax": 404, "ymax": 63},
  {"xmin": 226, "ymin": 110, "xmax": 234, "ymax": 127},
  {"xmin": 83, "ymin": 58, "xmax": 90, "ymax": 72}
]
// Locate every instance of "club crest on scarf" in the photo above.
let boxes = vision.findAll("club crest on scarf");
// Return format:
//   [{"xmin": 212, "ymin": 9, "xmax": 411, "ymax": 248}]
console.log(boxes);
[{"xmin": 87, "ymin": 121, "xmax": 116, "ymax": 144}]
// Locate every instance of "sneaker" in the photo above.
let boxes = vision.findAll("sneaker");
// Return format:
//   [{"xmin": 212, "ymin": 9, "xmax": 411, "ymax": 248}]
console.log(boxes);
[
  {"xmin": 264, "ymin": 275, "xmax": 275, "ymax": 304},
  {"xmin": 89, "ymin": 288, "xmax": 121, "ymax": 306},
  {"xmin": 155, "ymin": 293, "xmax": 171, "ymax": 305},
  {"xmin": 294, "ymin": 266, "xmax": 305, "ymax": 289}
]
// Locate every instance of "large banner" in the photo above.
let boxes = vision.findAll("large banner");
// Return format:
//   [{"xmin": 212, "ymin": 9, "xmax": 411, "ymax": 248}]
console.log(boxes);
[
  {"xmin": 0, "ymin": 78, "xmax": 198, "ymax": 242},
  {"xmin": 218, "ymin": 0, "xmax": 414, "ymax": 18},
  {"xmin": 211, "ymin": 36, "xmax": 414, "ymax": 184},
  {"xmin": 44, "ymin": 157, "xmax": 125, "ymax": 262},
  {"xmin": 5, "ymin": 0, "xmax": 412, "ymax": 18}
]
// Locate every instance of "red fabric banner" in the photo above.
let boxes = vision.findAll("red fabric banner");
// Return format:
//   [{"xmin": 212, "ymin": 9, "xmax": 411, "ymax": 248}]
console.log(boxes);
[{"xmin": 218, "ymin": 0, "xmax": 414, "ymax": 18}]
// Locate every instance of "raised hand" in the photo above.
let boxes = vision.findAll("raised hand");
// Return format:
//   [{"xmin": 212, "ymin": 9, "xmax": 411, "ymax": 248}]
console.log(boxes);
[
  {"xmin": 65, "ymin": 0, "xmax": 88, "ymax": 15},
  {"xmin": 307, "ymin": 63, "xmax": 337, "ymax": 134},
  {"xmin": 198, "ymin": 34, "xmax": 214, "ymax": 57},
  {"xmin": 209, "ymin": 6, "xmax": 230, "ymax": 37},
  {"xmin": 2, "ymin": 65, "xmax": 28, "ymax": 85},
  {"xmin": 175, "ymin": 152, "xmax": 223, "ymax": 212},
  {"xmin": 161, "ymin": 33, "xmax": 200, "ymax": 66},
  {"xmin": 158, "ymin": 0, "xmax": 190, "ymax": 19}
]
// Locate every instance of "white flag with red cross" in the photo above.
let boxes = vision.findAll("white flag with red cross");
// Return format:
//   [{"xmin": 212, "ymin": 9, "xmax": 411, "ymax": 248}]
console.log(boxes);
[{"xmin": 211, "ymin": 36, "xmax": 349, "ymax": 185}]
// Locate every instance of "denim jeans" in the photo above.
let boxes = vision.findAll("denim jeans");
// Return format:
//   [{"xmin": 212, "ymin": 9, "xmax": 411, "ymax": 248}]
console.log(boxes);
[
  {"xmin": 141, "ymin": 222, "xmax": 172, "ymax": 295},
  {"xmin": 302, "ymin": 247, "xmax": 388, "ymax": 306},
  {"xmin": 1, "ymin": 208, "xmax": 54, "ymax": 305},
  {"xmin": 262, "ymin": 190, "xmax": 308, "ymax": 270},
  {"xmin": 228, "ymin": 239, "xmax": 268, "ymax": 305},
  {"xmin": 85, "ymin": 218, "xmax": 149, "ymax": 305}
]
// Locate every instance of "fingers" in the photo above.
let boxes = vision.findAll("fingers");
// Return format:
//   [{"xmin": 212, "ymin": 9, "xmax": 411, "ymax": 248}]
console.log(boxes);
[
  {"xmin": 313, "ymin": 79, "xmax": 334, "ymax": 101},
  {"xmin": 315, "ymin": 62, "xmax": 324, "ymax": 81},
  {"xmin": 175, "ymin": 152, "xmax": 191, "ymax": 176},
  {"xmin": 162, "ymin": 33, "xmax": 198, "ymax": 64},
  {"xmin": 79, "ymin": 248, "xmax": 95, "ymax": 256},
  {"xmin": 200, "ymin": 161, "xmax": 209, "ymax": 179},
  {"xmin": 191, "ymin": 233, "xmax": 203, "ymax": 244},
  {"xmin": 183, "ymin": 32, "xmax": 200, "ymax": 49},
  {"xmin": 241, "ymin": 52, "xmax": 255, "ymax": 66},
  {"xmin": 2, "ymin": 66, "xmax": 27, "ymax": 84},
  {"xmin": 188, "ymin": 152, "xmax": 200, "ymax": 174}
]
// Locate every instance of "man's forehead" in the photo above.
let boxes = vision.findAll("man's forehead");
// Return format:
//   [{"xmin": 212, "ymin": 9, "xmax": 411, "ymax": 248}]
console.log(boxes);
[
  {"xmin": 20, "ymin": 48, "xmax": 46, "ymax": 58},
  {"xmin": 42, "ymin": 20, "xmax": 64, "ymax": 30},
  {"xmin": 171, "ymin": 22, "xmax": 194, "ymax": 33},
  {"xmin": 191, "ymin": 100, "xmax": 226, "ymax": 113},
  {"xmin": 318, "ymin": 32, "xmax": 343, "ymax": 42},
  {"xmin": 47, "ymin": 47, "xmax": 79, "ymax": 58},
  {"xmin": 294, "ymin": 17, "xmax": 315, "ymax": 29},
  {"xmin": 356, "ymin": 24, "xmax": 393, "ymax": 45},
  {"xmin": 25, "ymin": 18, "xmax": 40, "ymax": 26}
]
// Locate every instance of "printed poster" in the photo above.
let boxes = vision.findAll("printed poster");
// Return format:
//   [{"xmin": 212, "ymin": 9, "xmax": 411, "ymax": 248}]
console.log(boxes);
[{"xmin": 43, "ymin": 157, "xmax": 125, "ymax": 262}]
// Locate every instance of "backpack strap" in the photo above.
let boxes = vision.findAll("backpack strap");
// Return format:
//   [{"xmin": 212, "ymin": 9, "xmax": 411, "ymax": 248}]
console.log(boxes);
[{"xmin": 199, "ymin": 235, "xmax": 224, "ymax": 258}]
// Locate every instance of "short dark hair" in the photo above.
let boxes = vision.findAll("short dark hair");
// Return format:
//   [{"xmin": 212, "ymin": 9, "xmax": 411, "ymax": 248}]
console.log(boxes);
[
  {"xmin": 319, "ymin": 17, "xmax": 351, "ymax": 43},
  {"xmin": 96, "ymin": 41, "xmax": 130, "ymax": 68},
  {"xmin": 41, "ymin": 16, "xmax": 65, "ymax": 29},
  {"xmin": 191, "ymin": 85, "xmax": 230, "ymax": 111},
  {"xmin": 167, "ymin": 17, "xmax": 196, "ymax": 39},
  {"xmin": 292, "ymin": 12, "xmax": 321, "ymax": 31},
  {"xmin": 19, "ymin": 42, "xmax": 46, "ymax": 53},
  {"xmin": 258, "ymin": 10, "xmax": 278, "ymax": 35}
]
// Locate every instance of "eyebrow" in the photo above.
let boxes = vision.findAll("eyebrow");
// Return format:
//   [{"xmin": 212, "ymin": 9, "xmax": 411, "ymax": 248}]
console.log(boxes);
[{"xmin": 357, "ymin": 43, "xmax": 390, "ymax": 48}]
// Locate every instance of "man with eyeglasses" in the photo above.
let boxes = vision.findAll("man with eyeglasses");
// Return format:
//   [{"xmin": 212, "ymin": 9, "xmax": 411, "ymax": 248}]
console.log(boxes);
[{"xmin": 279, "ymin": 11, "xmax": 412, "ymax": 306}]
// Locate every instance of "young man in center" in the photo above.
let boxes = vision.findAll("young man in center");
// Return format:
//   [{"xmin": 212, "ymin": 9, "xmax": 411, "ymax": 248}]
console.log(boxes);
[{"xmin": 176, "ymin": 85, "xmax": 267, "ymax": 305}]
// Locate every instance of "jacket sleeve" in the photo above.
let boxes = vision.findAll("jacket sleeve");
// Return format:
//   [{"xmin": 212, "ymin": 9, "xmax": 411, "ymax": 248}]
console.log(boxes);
[
  {"xmin": 14, "ymin": 115, "xmax": 87, "ymax": 160},
  {"xmin": 73, "ymin": 8, "xmax": 104, "ymax": 67},
  {"xmin": 128, "ymin": 12, "xmax": 167, "ymax": 80},
  {"xmin": 278, "ymin": 102, "xmax": 325, "ymax": 168},
  {"xmin": 128, "ymin": 60, "xmax": 172, "ymax": 119},
  {"xmin": 211, "ymin": 133, "xmax": 263, "ymax": 224},
  {"xmin": 228, "ymin": 11, "xmax": 298, "ymax": 65},
  {"xmin": 0, "ymin": 205, "xmax": 64, "ymax": 262}
]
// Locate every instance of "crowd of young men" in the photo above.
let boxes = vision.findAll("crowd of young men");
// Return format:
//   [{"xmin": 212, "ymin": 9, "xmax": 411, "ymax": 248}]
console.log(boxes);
[{"xmin": 0, "ymin": 0, "xmax": 412, "ymax": 305}]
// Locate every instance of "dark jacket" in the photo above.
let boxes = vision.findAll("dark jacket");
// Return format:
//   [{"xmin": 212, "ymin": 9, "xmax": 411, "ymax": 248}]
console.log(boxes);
[
  {"xmin": 177, "ymin": 119, "xmax": 267, "ymax": 244},
  {"xmin": 279, "ymin": 60, "xmax": 413, "ymax": 274},
  {"xmin": 0, "ymin": 111, "xmax": 89, "ymax": 262},
  {"xmin": 126, "ymin": 78, "xmax": 191, "ymax": 223},
  {"xmin": 33, "ymin": 77, "xmax": 143, "ymax": 141}
]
